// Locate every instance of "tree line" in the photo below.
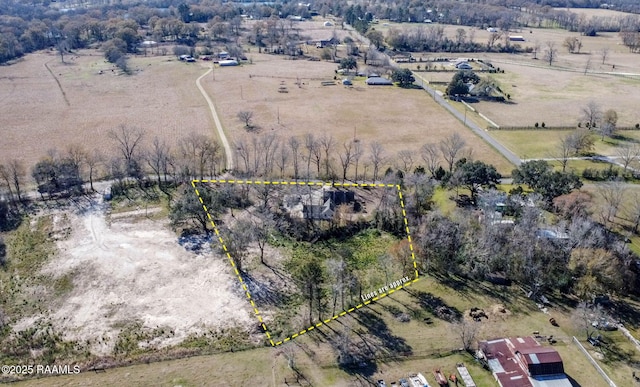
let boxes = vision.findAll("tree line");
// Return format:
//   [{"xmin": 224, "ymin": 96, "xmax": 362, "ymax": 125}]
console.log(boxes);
[{"xmin": 0, "ymin": 125, "xmax": 225, "ymax": 229}]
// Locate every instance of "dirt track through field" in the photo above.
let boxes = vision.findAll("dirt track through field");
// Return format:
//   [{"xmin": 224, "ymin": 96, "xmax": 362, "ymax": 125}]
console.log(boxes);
[
  {"xmin": 43, "ymin": 59, "xmax": 70, "ymax": 106},
  {"xmin": 197, "ymin": 68, "xmax": 234, "ymax": 171}
]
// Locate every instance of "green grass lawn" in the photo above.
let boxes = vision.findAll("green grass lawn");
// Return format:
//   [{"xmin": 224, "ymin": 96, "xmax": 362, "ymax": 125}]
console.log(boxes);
[
  {"xmin": 489, "ymin": 130, "xmax": 571, "ymax": 159},
  {"xmin": 432, "ymin": 187, "xmax": 458, "ymax": 215},
  {"xmin": 489, "ymin": 129, "xmax": 640, "ymax": 161}
]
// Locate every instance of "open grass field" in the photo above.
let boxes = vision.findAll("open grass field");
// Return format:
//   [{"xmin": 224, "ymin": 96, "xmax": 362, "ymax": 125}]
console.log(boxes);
[
  {"xmin": 0, "ymin": 50, "xmax": 212, "ymax": 168},
  {"xmin": 555, "ymin": 7, "xmax": 639, "ymax": 19},
  {"xmin": 14, "ymin": 275, "xmax": 625, "ymax": 387},
  {"xmin": 470, "ymin": 52, "xmax": 640, "ymax": 128},
  {"xmin": 490, "ymin": 129, "xmax": 640, "ymax": 162},
  {"xmin": 202, "ymin": 52, "xmax": 514, "ymax": 175},
  {"xmin": 377, "ymin": 20, "xmax": 640, "ymax": 129}
]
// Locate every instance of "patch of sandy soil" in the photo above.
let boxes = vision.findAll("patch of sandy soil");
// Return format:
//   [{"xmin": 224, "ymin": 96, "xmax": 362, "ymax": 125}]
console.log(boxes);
[{"xmin": 37, "ymin": 203, "xmax": 252, "ymax": 355}]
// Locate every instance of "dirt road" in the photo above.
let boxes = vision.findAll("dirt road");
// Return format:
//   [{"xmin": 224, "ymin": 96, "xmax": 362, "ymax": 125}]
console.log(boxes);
[{"xmin": 196, "ymin": 68, "xmax": 234, "ymax": 171}]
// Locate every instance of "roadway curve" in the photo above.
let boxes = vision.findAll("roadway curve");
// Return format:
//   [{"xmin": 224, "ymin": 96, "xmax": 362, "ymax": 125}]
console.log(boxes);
[{"xmin": 196, "ymin": 68, "xmax": 234, "ymax": 171}]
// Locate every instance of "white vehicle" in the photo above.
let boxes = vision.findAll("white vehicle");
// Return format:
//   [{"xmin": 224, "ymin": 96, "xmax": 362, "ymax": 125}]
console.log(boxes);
[{"xmin": 408, "ymin": 373, "xmax": 430, "ymax": 387}]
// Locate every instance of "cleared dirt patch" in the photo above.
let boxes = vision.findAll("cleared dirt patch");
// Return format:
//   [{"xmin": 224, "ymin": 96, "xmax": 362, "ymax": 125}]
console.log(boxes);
[{"xmin": 36, "ymin": 202, "xmax": 253, "ymax": 355}]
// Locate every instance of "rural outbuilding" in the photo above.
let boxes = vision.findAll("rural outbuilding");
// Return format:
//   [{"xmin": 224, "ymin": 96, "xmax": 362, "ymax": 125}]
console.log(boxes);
[
  {"xmin": 366, "ymin": 77, "xmax": 393, "ymax": 86},
  {"xmin": 219, "ymin": 59, "xmax": 239, "ymax": 67}
]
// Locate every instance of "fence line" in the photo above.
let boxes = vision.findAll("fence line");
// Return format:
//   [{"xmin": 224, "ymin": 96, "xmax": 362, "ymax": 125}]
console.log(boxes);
[
  {"xmin": 572, "ymin": 336, "xmax": 617, "ymax": 387},
  {"xmin": 491, "ymin": 126, "xmax": 640, "ymax": 131}
]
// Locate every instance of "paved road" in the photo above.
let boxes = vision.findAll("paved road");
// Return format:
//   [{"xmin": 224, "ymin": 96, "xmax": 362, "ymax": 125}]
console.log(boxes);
[
  {"xmin": 413, "ymin": 73, "xmax": 522, "ymax": 167},
  {"xmin": 196, "ymin": 68, "xmax": 234, "ymax": 171}
]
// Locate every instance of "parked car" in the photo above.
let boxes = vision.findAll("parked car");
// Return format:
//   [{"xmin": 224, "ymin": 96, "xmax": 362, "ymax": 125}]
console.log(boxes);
[
  {"xmin": 399, "ymin": 378, "xmax": 410, "ymax": 387},
  {"xmin": 587, "ymin": 337, "xmax": 601, "ymax": 346},
  {"xmin": 377, "ymin": 380, "xmax": 387, "ymax": 387}
]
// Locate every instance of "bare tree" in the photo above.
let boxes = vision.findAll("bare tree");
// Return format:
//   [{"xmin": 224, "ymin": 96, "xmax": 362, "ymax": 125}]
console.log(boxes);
[
  {"xmin": 369, "ymin": 141, "xmax": 385, "ymax": 182},
  {"xmin": 421, "ymin": 143, "xmax": 441, "ymax": 177},
  {"xmin": 235, "ymin": 139, "xmax": 251, "ymax": 175},
  {"xmin": 180, "ymin": 133, "xmax": 220, "ymax": 179},
  {"xmin": 581, "ymin": 101, "xmax": 602, "ymax": 129},
  {"xmin": 251, "ymin": 136, "xmax": 263, "ymax": 176},
  {"xmin": 225, "ymin": 219, "xmax": 254, "ymax": 273},
  {"xmin": 532, "ymin": 40, "xmax": 541, "ymax": 59},
  {"xmin": 572, "ymin": 302, "xmax": 604, "ymax": 339},
  {"xmin": 453, "ymin": 319, "xmax": 481, "ymax": 352},
  {"xmin": 146, "ymin": 137, "xmax": 172, "ymax": 186},
  {"xmin": 600, "ymin": 47, "xmax": 609, "ymax": 64},
  {"xmin": 583, "ymin": 56, "xmax": 592, "ymax": 75},
  {"xmin": 396, "ymin": 150, "xmax": 415, "ymax": 174},
  {"xmin": 250, "ymin": 209, "xmax": 277, "ymax": 265},
  {"xmin": 544, "ymin": 41, "xmax": 558, "ymax": 66},
  {"xmin": 487, "ymin": 31, "xmax": 502, "ymax": 50},
  {"xmin": 66, "ymin": 144, "xmax": 86, "ymax": 180},
  {"xmin": 556, "ymin": 134, "xmax": 574, "ymax": 172},
  {"xmin": 288, "ymin": 136, "xmax": 301, "ymax": 180},
  {"xmin": 616, "ymin": 143, "xmax": 640, "ymax": 171},
  {"xmin": 319, "ymin": 134, "xmax": 335, "ymax": 178},
  {"xmin": 276, "ymin": 138, "xmax": 290, "ymax": 178},
  {"xmin": 304, "ymin": 134, "xmax": 320, "ymax": 178},
  {"xmin": 338, "ymin": 140, "xmax": 355, "ymax": 182},
  {"xmin": 566, "ymin": 129, "xmax": 595, "ymax": 155},
  {"xmin": 85, "ymin": 151, "xmax": 103, "ymax": 192},
  {"xmin": 597, "ymin": 180, "xmax": 626, "ymax": 224},
  {"xmin": 0, "ymin": 164, "xmax": 15, "ymax": 202},
  {"xmin": 237, "ymin": 110, "xmax": 254, "ymax": 129},
  {"xmin": 259, "ymin": 134, "xmax": 278, "ymax": 176},
  {"xmin": 352, "ymin": 140, "xmax": 363, "ymax": 181},
  {"xmin": 109, "ymin": 125, "xmax": 145, "ymax": 178},
  {"xmin": 7, "ymin": 160, "xmax": 25, "ymax": 202},
  {"xmin": 563, "ymin": 36, "xmax": 582, "ymax": 53},
  {"xmin": 625, "ymin": 192, "xmax": 640, "ymax": 234},
  {"xmin": 326, "ymin": 257, "xmax": 349, "ymax": 314},
  {"xmin": 440, "ymin": 133, "xmax": 467, "ymax": 172},
  {"xmin": 600, "ymin": 109, "xmax": 618, "ymax": 139}
]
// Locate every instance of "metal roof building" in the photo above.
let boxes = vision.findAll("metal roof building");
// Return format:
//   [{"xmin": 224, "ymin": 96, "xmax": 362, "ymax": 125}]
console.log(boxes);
[{"xmin": 478, "ymin": 337, "xmax": 572, "ymax": 387}]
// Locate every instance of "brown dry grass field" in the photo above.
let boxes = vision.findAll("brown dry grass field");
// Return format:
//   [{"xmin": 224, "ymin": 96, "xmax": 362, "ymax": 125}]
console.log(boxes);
[
  {"xmin": 377, "ymin": 22, "xmax": 640, "ymax": 129},
  {"xmin": 554, "ymin": 7, "xmax": 638, "ymax": 19},
  {"xmin": 202, "ymin": 52, "xmax": 513, "ymax": 174},
  {"xmin": 0, "ymin": 46, "xmax": 515, "ymax": 176},
  {"xmin": 0, "ymin": 50, "xmax": 213, "ymax": 167}
]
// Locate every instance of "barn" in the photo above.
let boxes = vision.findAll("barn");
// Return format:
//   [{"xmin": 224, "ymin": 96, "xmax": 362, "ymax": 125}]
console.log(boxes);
[{"xmin": 365, "ymin": 77, "xmax": 393, "ymax": 86}]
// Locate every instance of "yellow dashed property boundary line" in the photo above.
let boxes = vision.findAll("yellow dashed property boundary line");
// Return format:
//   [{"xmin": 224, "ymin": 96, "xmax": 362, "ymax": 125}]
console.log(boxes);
[{"xmin": 191, "ymin": 179, "xmax": 419, "ymax": 347}]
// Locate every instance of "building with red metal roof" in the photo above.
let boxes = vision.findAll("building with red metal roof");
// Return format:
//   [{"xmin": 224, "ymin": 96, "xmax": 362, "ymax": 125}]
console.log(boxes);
[{"xmin": 478, "ymin": 337, "xmax": 572, "ymax": 387}]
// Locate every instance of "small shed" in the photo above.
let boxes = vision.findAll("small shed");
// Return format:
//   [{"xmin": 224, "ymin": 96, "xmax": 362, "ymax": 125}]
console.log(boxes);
[{"xmin": 366, "ymin": 77, "xmax": 393, "ymax": 86}]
